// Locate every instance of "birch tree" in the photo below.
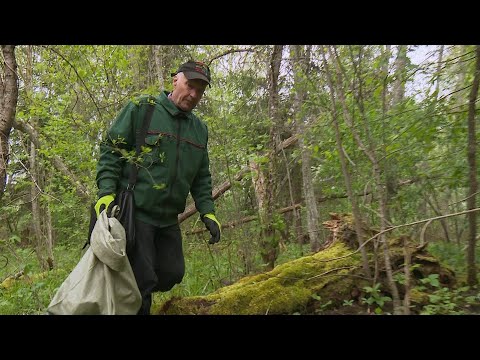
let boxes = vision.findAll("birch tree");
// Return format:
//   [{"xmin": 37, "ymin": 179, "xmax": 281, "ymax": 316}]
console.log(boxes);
[
  {"xmin": 290, "ymin": 45, "xmax": 321, "ymax": 252},
  {"xmin": 251, "ymin": 45, "xmax": 284, "ymax": 270}
]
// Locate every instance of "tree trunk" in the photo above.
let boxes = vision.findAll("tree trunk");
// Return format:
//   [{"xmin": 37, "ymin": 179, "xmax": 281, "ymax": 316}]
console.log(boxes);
[
  {"xmin": 391, "ymin": 45, "xmax": 407, "ymax": 105},
  {"xmin": 385, "ymin": 46, "xmax": 407, "ymax": 223},
  {"xmin": 24, "ymin": 45, "xmax": 54, "ymax": 271},
  {"xmin": 153, "ymin": 45, "xmax": 165, "ymax": 90},
  {"xmin": 435, "ymin": 45, "xmax": 444, "ymax": 98},
  {"xmin": 256, "ymin": 45, "xmax": 284, "ymax": 270},
  {"xmin": 0, "ymin": 45, "xmax": 18, "ymax": 203},
  {"xmin": 320, "ymin": 45, "xmax": 371, "ymax": 279},
  {"xmin": 280, "ymin": 146, "xmax": 303, "ymax": 246},
  {"xmin": 452, "ymin": 45, "xmax": 467, "ymax": 107},
  {"xmin": 45, "ymin": 196, "xmax": 54, "ymax": 269},
  {"xmin": 300, "ymin": 117, "xmax": 321, "ymax": 252},
  {"xmin": 301, "ymin": 46, "xmax": 319, "ymax": 251},
  {"xmin": 466, "ymin": 45, "xmax": 480, "ymax": 287},
  {"xmin": 425, "ymin": 193, "xmax": 451, "ymax": 242},
  {"xmin": 30, "ymin": 143, "xmax": 48, "ymax": 269},
  {"xmin": 381, "ymin": 45, "xmax": 391, "ymax": 116},
  {"xmin": 291, "ymin": 45, "xmax": 321, "ymax": 252}
]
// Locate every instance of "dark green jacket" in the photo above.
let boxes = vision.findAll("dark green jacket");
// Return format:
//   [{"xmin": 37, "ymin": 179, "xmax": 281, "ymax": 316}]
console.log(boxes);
[{"xmin": 96, "ymin": 91, "xmax": 215, "ymax": 228}]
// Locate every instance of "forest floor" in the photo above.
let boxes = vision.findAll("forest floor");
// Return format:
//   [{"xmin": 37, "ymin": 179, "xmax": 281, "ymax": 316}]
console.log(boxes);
[{"xmin": 155, "ymin": 213, "xmax": 480, "ymax": 316}]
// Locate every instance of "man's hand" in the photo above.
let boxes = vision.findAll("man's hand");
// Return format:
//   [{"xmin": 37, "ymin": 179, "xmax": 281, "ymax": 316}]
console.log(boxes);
[
  {"xmin": 201, "ymin": 213, "xmax": 221, "ymax": 244},
  {"xmin": 94, "ymin": 194, "xmax": 115, "ymax": 217}
]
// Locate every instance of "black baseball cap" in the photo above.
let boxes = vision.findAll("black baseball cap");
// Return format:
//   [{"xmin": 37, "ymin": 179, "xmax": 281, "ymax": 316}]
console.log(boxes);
[{"xmin": 171, "ymin": 60, "xmax": 212, "ymax": 87}]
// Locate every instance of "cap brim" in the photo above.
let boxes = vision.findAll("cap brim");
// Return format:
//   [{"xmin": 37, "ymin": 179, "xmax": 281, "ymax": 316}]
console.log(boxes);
[{"xmin": 183, "ymin": 71, "xmax": 211, "ymax": 87}]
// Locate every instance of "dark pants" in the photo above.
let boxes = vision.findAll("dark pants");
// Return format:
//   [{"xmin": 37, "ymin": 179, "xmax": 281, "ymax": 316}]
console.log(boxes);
[{"xmin": 128, "ymin": 219, "xmax": 185, "ymax": 315}]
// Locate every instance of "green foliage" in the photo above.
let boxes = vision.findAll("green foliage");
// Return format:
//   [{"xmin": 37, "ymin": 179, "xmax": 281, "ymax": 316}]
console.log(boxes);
[
  {"xmin": 419, "ymin": 286, "xmax": 480, "ymax": 315},
  {"xmin": 0, "ymin": 269, "xmax": 69, "ymax": 315},
  {"xmin": 311, "ymin": 294, "xmax": 333, "ymax": 313},
  {"xmin": 427, "ymin": 241, "xmax": 480, "ymax": 276},
  {"xmin": 0, "ymin": 243, "xmax": 82, "ymax": 314},
  {"xmin": 419, "ymin": 274, "xmax": 441, "ymax": 288},
  {"xmin": 276, "ymin": 243, "xmax": 310, "ymax": 265},
  {"xmin": 361, "ymin": 283, "xmax": 392, "ymax": 314}
]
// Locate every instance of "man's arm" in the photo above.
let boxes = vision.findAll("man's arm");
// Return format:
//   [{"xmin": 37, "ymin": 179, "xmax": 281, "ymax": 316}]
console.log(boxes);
[
  {"xmin": 191, "ymin": 148, "xmax": 221, "ymax": 244},
  {"xmin": 96, "ymin": 101, "xmax": 138, "ymax": 197},
  {"xmin": 190, "ymin": 147, "xmax": 215, "ymax": 216}
]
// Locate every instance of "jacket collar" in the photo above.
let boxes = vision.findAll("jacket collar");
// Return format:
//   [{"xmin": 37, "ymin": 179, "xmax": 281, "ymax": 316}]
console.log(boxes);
[{"xmin": 159, "ymin": 91, "xmax": 190, "ymax": 118}]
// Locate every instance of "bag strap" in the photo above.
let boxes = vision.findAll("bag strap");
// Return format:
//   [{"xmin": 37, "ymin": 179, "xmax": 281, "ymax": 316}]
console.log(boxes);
[{"xmin": 127, "ymin": 97, "xmax": 155, "ymax": 189}]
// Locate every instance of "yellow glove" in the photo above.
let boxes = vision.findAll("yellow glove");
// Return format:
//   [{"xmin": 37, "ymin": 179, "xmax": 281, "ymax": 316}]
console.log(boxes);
[
  {"xmin": 201, "ymin": 213, "xmax": 221, "ymax": 244},
  {"xmin": 94, "ymin": 194, "xmax": 115, "ymax": 217}
]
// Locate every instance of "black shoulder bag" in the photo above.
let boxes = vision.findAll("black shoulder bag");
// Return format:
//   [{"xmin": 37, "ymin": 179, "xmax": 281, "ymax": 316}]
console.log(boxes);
[
  {"xmin": 86, "ymin": 100, "xmax": 155, "ymax": 254},
  {"xmin": 115, "ymin": 101, "xmax": 155, "ymax": 254}
]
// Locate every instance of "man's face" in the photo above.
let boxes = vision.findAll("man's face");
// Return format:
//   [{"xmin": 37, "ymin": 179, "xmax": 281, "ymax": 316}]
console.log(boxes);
[{"xmin": 170, "ymin": 73, "xmax": 208, "ymax": 112}]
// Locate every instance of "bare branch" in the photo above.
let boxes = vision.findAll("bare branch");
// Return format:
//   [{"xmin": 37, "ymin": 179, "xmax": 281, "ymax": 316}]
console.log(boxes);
[{"xmin": 207, "ymin": 47, "xmax": 257, "ymax": 66}]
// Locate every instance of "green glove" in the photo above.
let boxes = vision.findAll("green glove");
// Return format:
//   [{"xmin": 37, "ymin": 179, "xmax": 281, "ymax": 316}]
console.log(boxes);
[
  {"xmin": 201, "ymin": 213, "xmax": 221, "ymax": 244},
  {"xmin": 94, "ymin": 194, "xmax": 115, "ymax": 217}
]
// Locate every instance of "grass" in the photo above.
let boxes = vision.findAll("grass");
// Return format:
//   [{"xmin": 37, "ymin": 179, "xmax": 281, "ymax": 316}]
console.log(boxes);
[
  {"xmin": 0, "ymin": 242, "xmax": 83, "ymax": 315},
  {"xmin": 1, "ymin": 233, "xmax": 479, "ymax": 315}
]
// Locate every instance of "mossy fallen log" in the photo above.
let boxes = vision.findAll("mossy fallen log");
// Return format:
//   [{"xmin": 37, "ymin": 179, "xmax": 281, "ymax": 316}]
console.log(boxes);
[
  {"xmin": 158, "ymin": 241, "xmax": 362, "ymax": 315},
  {"xmin": 157, "ymin": 213, "xmax": 456, "ymax": 315}
]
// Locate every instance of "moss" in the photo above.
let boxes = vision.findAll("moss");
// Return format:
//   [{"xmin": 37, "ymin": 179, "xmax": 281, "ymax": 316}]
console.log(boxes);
[
  {"xmin": 158, "ymin": 241, "xmax": 360, "ymax": 315},
  {"xmin": 409, "ymin": 287, "xmax": 430, "ymax": 307},
  {"xmin": 0, "ymin": 277, "xmax": 15, "ymax": 289},
  {"xmin": 158, "ymin": 213, "xmax": 461, "ymax": 315},
  {"xmin": 415, "ymin": 255, "xmax": 440, "ymax": 264}
]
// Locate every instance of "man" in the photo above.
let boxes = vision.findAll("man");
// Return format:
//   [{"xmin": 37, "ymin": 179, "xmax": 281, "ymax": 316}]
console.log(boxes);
[{"xmin": 94, "ymin": 60, "xmax": 221, "ymax": 315}]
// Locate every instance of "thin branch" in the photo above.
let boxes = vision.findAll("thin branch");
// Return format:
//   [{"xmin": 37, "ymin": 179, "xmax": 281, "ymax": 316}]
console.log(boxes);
[
  {"xmin": 306, "ymin": 265, "xmax": 359, "ymax": 281},
  {"xmin": 341, "ymin": 145, "xmax": 356, "ymax": 166},
  {"xmin": 448, "ymin": 190, "xmax": 480, "ymax": 207},
  {"xmin": 360, "ymin": 204, "xmax": 394, "ymax": 227},
  {"xmin": 208, "ymin": 48, "xmax": 257, "ymax": 66},
  {"xmin": 419, "ymin": 219, "xmax": 434, "ymax": 247}
]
